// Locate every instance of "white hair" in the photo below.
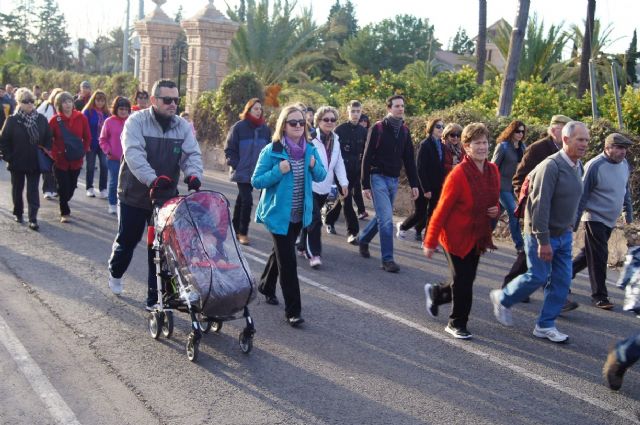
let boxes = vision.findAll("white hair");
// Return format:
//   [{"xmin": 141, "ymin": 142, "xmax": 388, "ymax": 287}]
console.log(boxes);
[{"xmin": 561, "ymin": 121, "xmax": 587, "ymax": 139}]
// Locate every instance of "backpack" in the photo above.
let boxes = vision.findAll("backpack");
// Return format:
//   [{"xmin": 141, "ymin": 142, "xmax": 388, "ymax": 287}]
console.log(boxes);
[
  {"xmin": 514, "ymin": 173, "xmax": 531, "ymax": 219},
  {"xmin": 372, "ymin": 121, "xmax": 409, "ymax": 151},
  {"xmin": 57, "ymin": 116, "xmax": 85, "ymax": 161}
]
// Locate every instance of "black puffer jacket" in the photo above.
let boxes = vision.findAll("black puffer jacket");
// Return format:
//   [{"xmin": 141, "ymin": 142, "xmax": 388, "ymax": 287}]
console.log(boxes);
[{"xmin": 0, "ymin": 113, "xmax": 52, "ymax": 173}]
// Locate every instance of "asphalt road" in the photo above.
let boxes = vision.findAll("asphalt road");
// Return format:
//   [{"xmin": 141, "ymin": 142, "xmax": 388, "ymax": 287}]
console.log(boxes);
[{"xmin": 0, "ymin": 165, "xmax": 638, "ymax": 425}]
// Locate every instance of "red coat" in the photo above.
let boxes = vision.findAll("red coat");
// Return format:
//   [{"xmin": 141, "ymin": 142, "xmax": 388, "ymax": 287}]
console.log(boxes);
[
  {"xmin": 424, "ymin": 160, "xmax": 500, "ymax": 257},
  {"xmin": 49, "ymin": 110, "xmax": 91, "ymax": 171}
]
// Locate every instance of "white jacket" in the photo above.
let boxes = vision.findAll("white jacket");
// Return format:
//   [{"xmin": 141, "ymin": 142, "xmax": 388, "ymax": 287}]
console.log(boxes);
[{"xmin": 310, "ymin": 132, "xmax": 349, "ymax": 195}]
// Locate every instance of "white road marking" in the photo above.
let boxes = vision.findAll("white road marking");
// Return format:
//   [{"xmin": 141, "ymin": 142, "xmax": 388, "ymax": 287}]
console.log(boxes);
[
  {"xmin": 0, "ymin": 313, "xmax": 82, "ymax": 425},
  {"xmin": 242, "ymin": 246, "xmax": 639, "ymax": 424}
]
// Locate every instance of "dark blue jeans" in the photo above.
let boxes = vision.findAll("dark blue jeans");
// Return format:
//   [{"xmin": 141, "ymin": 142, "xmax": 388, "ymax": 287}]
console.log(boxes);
[
  {"xmin": 616, "ymin": 332, "xmax": 640, "ymax": 368},
  {"xmin": 106, "ymin": 159, "xmax": 120, "ymax": 206},
  {"xmin": 85, "ymin": 146, "xmax": 107, "ymax": 191}
]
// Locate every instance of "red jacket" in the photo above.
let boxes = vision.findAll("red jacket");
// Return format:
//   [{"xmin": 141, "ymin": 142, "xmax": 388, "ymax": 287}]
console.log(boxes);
[
  {"xmin": 424, "ymin": 160, "xmax": 500, "ymax": 257},
  {"xmin": 49, "ymin": 110, "xmax": 91, "ymax": 171}
]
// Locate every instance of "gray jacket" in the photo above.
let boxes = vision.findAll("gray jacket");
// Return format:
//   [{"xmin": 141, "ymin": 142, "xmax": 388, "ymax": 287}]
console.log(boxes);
[{"xmin": 118, "ymin": 108, "xmax": 203, "ymax": 210}]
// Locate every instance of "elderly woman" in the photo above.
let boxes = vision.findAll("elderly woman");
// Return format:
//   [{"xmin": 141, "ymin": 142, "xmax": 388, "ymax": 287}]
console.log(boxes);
[
  {"xmin": 36, "ymin": 87, "xmax": 63, "ymax": 199},
  {"xmin": 492, "ymin": 120, "xmax": 527, "ymax": 252},
  {"xmin": 423, "ymin": 123, "xmax": 500, "ymax": 339},
  {"xmin": 224, "ymin": 98, "xmax": 272, "ymax": 246},
  {"xmin": 99, "ymin": 96, "xmax": 131, "ymax": 215},
  {"xmin": 297, "ymin": 105, "xmax": 348, "ymax": 268},
  {"xmin": 442, "ymin": 123, "xmax": 464, "ymax": 173},
  {"xmin": 49, "ymin": 91, "xmax": 91, "ymax": 222},
  {"xmin": 0, "ymin": 88, "xmax": 52, "ymax": 230},
  {"xmin": 252, "ymin": 105, "xmax": 326, "ymax": 327},
  {"xmin": 82, "ymin": 90, "xmax": 110, "ymax": 198},
  {"xmin": 131, "ymin": 90, "xmax": 149, "ymax": 111}
]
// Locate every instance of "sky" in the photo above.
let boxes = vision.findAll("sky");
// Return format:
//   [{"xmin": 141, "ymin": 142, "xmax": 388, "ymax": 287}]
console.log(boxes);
[{"xmin": 0, "ymin": 0, "xmax": 638, "ymax": 54}]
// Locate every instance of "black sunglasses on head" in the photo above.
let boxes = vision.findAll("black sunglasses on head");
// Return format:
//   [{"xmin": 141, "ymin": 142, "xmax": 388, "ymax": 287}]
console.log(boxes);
[
  {"xmin": 158, "ymin": 96, "xmax": 179, "ymax": 105},
  {"xmin": 286, "ymin": 119, "xmax": 306, "ymax": 127}
]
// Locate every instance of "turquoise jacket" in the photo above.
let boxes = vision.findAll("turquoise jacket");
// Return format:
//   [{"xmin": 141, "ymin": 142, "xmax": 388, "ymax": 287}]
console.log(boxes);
[{"xmin": 252, "ymin": 140, "xmax": 327, "ymax": 235}]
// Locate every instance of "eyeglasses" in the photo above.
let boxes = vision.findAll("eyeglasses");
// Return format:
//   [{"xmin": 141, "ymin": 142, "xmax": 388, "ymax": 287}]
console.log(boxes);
[
  {"xmin": 286, "ymin": 119, "xmax": 306, "ymax": 127},
  {"xmin": 514, "ymin": 129, "xmax": 525, "ymax": 134},
  {"xmin": 321, "ymin": 117, "xmax": 337, "ymax": 123},
  {"xmin": 434, "ymin": 124, "xmax": 444, "ymax": 129},
  {"xmin": 137, "ymin": 95, "xmax": 149, "ymax": 100},
  {"xmin": 20, "ymin": 99, "xmax": 35, "ymax": 104},
  {"xmin": 448, "ymin": 133, "xmax": 461, "ymax": 138},
  {"xmin": 158, "ymin": 97, "xmax": 179, "ymax": 105}
]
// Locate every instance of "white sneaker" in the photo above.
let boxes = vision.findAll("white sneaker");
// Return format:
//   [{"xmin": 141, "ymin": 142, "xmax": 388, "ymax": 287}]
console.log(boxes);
[
  {"xmin": 490, "ymin": 289, "xmax": 513, "ymax": 326},
  {"xmin": 309, "ymin": 256, "xmax": 322, "ymax": 268},
  {"xmin": 108, "ymin": 275, "xmax": 123, "ymax": 295},
  {"xmin": 533, "ymin": 325, "xmax": 568, "ymax": 343},
  {"xmin": 396, "ymin": 222, "xmax": 408, "ymax": 240},
  {"xmin": 52, "ymin": 192, "xmax": 58, "ymax": 198},
  {"xmin": 86, "ymin": 188, "xmax": 96, "ymax": 197},
  {"xmin": 108, "ymin": 205, "xmax": 117, "ymax": 215},
  {"xmin": 43, "ymin": 192, "xmax": 53, "ymax": 199},
  {"xmin": 98, "ymin": 189, "xmax": 108, "ymax": 199}
]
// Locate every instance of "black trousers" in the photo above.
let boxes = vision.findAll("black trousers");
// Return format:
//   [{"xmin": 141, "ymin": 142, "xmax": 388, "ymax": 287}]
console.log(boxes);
[
  {"xmin": 434, "ymin": 250, "xmax": 480, "ymax": 329},
  {"xmin": 41, "ymin": 171, "xmax": 56, "ymax": 193},
  {"xmin": 232, "ymin": 182, "xmax": 254, "ymax": 236},
  {"xmin": 324, "ymin": 180, "xmax": 359, "ymax": 237},
  {"xmin": 352, "ymin": 178, "xmax": 366, "ymax": 214},
  {"xmin": 54, "ymin": 167, "xmax": 80, "ymax": 216},
  {"xmin": 260, "ymin": 221, "xmax": 303, "ymax": 318},
  {"xmin": 502, "ymin": 250, "xmax": 527, "ymax": 287},
  {"xmin": 10, "ymin": 171, "xmax": 40, "ymax": 222},
  {"xmin": 572, "ymin": 221, "xmax": 612, "ymax": 301},
  {"xmin": 298, "ymin": 192, "xmax": 328, "ymax": 257}
]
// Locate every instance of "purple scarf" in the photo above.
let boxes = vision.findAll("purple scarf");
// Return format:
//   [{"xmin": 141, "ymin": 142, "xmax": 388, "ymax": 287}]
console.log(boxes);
[{"xmin": 284, "ymin": 135, "xmax": 306, "ymax": 160}]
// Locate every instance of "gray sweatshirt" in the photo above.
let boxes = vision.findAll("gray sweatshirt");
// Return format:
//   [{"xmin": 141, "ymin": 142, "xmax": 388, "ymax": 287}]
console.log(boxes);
[{"xmin": 524, "ymin": 151, "xmax": 583, "ymax": 245}]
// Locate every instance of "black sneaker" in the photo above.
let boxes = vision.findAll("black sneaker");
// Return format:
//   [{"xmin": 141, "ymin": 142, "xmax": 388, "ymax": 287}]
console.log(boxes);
[
  {"xmin": 287, "ymin": 316, "xmax": 305, "ymax": 327},
  {"xmin": 326, "ymin": 224, "xmax": 336, "ymax": 235},
  {"xmin": 415, "ymin": 231, "xmax": 422, "ymax": 241},
  {"xmin": 593, "ymin": 299, "xmax": 614, "ymax": 310},
  {"xmin": 265, "ymin": 295, "xmax": 279, "ymax": 305},
  {"xmin": 382, "ymin": 260, "xmax": 399, "ymax": 273},
  {"xmin": 359, "ymin": 242, "xmax": 370, "ymax": 258},
  {"xmin": 561, "ymin": 299, "xmax": 579, "ymax": 313},
  {"xmin": 424, "ymin": 283, "xmax": 438, "ymax": 317},
  {"xmin": 28, "ymin": 221, "xmax": 39, "ymax": 231},
  {"xmin": 14, "ymin": 215, "xmax": 23, "ymax": 223},
  {"xmin": 445, "ymin": 324, "xmax": 472, "ymax": 339}
]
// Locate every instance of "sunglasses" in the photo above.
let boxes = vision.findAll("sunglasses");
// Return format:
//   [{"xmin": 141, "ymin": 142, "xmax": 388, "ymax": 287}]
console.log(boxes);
[
  {"xmin": 158, "ymin": 97, "xmax": 180, "ymax": 105},
  {"xmin": 137, "ymin": 95, "xmax": 149, "ymax": 100},
  {"xmin": 321, "ymin": 117, "xmax": 337, "ymax": 123},
  {"xmin": 286, "ymin": 119, "xmax": 306, "ymax": 127},
  {"xmin": 20, "ymin": 99, "xmax": 35, "ymax": 104},
  {"xmin": 448, "ymin": 133, "xmax": 461, "ymax": 138},
  {"xmin": 434, "ymin": 124, "xmax": 444, "ymax": 129},
  {"xmin": 514, "ymin": 129, "xmax": 525, "ymax": 134}
]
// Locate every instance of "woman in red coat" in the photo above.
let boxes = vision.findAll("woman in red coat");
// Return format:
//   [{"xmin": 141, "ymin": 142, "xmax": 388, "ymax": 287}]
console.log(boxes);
[
  {"xmin": 49, "ymin": 91, "xmax": 91, "ymax": 222},
  {"xmin": 423, "ymin": 122, "xmax": 500, "ymax": 339}
]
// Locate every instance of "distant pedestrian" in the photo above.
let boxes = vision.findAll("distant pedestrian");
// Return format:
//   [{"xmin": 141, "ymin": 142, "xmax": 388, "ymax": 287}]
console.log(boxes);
[
  {"xmin": 442, "ymin": 123, "xmax": 464, "ymax": 173},
  {"xmin": 82, "ymin": 90, "xmax": 110, "ymax": 198},
  {"xmin": 355, "ymin": 114, "xmax": 370, "ymax": 219},
  {"xmin": 36, "ymin": 88, "xmax": 63, "ymax": 200},
  {"xmin": 73, "ymin": 81, "xmax": 92, "ymax": 111},
  {"xmin": 131, "ymin": 90, "xmax": 149, "ymax": 111}
]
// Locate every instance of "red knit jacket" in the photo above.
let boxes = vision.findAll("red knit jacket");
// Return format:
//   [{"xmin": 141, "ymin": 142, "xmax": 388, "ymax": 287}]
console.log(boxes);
[
  {"xmin": 49, "ymin": 110, "xmax": 91, "ymax": 171},
  {"xmin": 424, "ymin": 160, "xmax": 500, "ymax": 257}
]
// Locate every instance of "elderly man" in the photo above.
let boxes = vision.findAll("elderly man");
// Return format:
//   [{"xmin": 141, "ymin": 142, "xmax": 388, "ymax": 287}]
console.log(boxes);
[
  {"xmin": 572, "ymin": 133, "xmax": 634, "ymax": 310},
  {"xmin": 73, "ymin": 81, "xmax": 92, "ymax": 111},
  {"xmin": 491, "ymin": 121, "xmax": 589, "ymax": 343}
]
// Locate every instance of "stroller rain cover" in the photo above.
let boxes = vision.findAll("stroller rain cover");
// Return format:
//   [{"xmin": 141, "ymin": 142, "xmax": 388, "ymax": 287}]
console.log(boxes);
[{"xmin": 157, "ymin": 191, "xmax": 256, "ymax": 318}]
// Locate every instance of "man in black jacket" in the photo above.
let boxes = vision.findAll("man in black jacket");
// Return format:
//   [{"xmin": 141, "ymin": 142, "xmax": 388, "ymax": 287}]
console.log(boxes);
[
  {"xmin": 358, "ymin": 95, "xmax": 419, "ymax": 272},
  {"xmin": 324, "ymin": 100, "xmax": 368, "ymax": 243}
]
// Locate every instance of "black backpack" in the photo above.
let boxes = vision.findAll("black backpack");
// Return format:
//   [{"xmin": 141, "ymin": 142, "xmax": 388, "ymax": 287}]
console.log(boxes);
[{"xmin": 57, "ymin": 116, "xmax": 85, "ymax": 161}]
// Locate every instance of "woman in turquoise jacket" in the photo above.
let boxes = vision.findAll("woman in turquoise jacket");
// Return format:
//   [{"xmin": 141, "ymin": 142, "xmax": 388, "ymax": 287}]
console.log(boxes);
[{"xmin": 252, "ymin": 105, "xmax": 326, "ymax": 327}]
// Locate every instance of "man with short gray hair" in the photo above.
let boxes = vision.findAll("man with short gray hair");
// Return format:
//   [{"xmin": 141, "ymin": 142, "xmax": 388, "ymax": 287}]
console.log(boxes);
[
  {"xmin": 73, "ymin": 80, "xmax": 92, "ymax": 111},
  {"xmin": 491, "ymin": 121, "xmax": 589, "ymax": 343}
]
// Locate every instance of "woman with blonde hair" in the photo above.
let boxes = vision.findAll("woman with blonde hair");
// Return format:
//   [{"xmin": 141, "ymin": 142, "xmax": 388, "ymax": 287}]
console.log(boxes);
[
  {"xmin": 82, "ymin": 90, "xmax": 110, "ymax": 198},
  {"xmin": 442, "ymin": 123, "xmax": 464, "ymax": 173},
  {"xmin": 252, "ymin": 105, "xmax": 326, "ymax": 327}
]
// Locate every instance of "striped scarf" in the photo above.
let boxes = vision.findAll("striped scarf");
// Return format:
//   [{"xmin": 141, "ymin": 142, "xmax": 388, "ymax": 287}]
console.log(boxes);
[{"xmin": 15, "ymin": 109, "xmax": 40, "ymax": 145}]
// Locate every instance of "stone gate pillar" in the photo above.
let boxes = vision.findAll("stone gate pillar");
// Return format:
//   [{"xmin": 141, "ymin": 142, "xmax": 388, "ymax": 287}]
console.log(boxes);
[
  {"xmin": 134, "ymin": 0, "xmax": 182, "ymax": 93},
  {"xmin": 181, "ymin": 1, "xmax": 239, "ymax": 112}
]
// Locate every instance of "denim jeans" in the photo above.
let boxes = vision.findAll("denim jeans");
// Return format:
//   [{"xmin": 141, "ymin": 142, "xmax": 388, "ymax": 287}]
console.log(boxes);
[
  {"xmin": 499, "ymin": 190, "xmax": 524, "ymax": 251},
  {"xmin": 106, "ymin": 159, "xmax": 120, "ymax": 206},
  {"xmin": 358, "ymin": 174, "xmax": 398, "ymax": 262},
  {"xmin": 616, "ymin": 332, "xmax": 640, "ymax": 368},
  {"xmin": 500, "ymin": 231, "xmax": 573, "ymax": 328},
  {"xmin": 85, "ymin": 146, "xmax": 107, "ymax": 190}
]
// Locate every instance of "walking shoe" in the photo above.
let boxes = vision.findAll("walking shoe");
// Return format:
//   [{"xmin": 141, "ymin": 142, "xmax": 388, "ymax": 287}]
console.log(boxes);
[
  {"xmin": 108, "ymin": 204, "xmax": 117, "ymax": 215},
  {"xmin": 43, "ymin": 192, "xmax": 53, "ymax": 200},
  {"xmin": 309, "ymin": 256, "xmax": 322, "ymax": 268},
  {"xmin": 561, "ymin": 299, "xmax": 579, "ymax": 313},
  {"xmin": 415, "ymin": 230, "xmax": 423, "ymax": 241},
  {"xmin": 533, "ymin": 325, "xmax": 568, "ymax": 342},
  {"xmin": 108, "ymin": 275, "xmax": 123, "ymax": 295},
  {"xmin": 296, "ymin": 249, "xmax": 308, "ymax": 258},
  {"xmin": 60, "ymin": 215, "xmax": 70, "ymax": 223},
  {"xmin": 396, "ymin": 222, "xmax": 408, "ymax": 240},
  {"xmin": 593, "ymin": 299, "xmax": 614, "ymax": 310},
  {"xmin": 237, "ymin": 234, "xmax": 250, "ymax": 245},
  {"xmin": 98, "ymin": 189, "xmax": 108, "ymax": 199},
  {"xmin": 347, "ymin": 234, "xmax": 359, "ymax": 245},
  {"xmin": 264, "ymin": 295, "xmax": 279, "ymax": 305},
  {"xmin": 86, "ymin": 188, "xmax": 96, "ymax": 197},
  {"xmin": 603, "ymin": 349, "xmax": 627, "ymax": 390},
  {"xmin": 424, "ymin": 283, "xmax": 438, "ymax": 318},
  {"xmin": 445, "ymin": 324, "xmax": 472, "ymax": 339},
  {"xmin": 359, "ymin": 242, "xmax": 370, "ymax": 258},
  {"xmin": 326, "ymin": 224, "xmax": 336, "ymax": 235},
  {"xmin": 287, "ymin": 316, "xmax": 305, "ymax": 327},
  {"xmin": 490, "ymin": 289, "xmax": 513, "ymax": 326},
  {"xmin": 14, "ymin": 215, "xmax": 23, "ymax": 223},
  {"xmin": 28, "ymin": 221, "xmax": 39, "ymax": 231},
  {"xmin": 382, "ymin": 260, "xmax": 400, "ymax": 273},
  {"xmin": 358, "ymin": 211, "xmax": 369, "ymax": 220},
  {"xmin": 52, "ymin": 192, "xmax": 58, "ymax": 198}
]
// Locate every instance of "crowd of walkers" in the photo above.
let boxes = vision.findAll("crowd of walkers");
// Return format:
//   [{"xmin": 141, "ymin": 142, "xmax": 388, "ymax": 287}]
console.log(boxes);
[{"xmin": 1, "ymin": 80, "xmax": 638, "ymax": 390}]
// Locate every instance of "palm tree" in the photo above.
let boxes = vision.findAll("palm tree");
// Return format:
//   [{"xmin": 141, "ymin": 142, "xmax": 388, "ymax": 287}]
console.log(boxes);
[
  {"xmin": 476, "ymin": 0, "xmax": 487, "ymax": 84},
  {"xmin": 577, "ymin": 0, "xmax": 596, "ymax": 97},
  {"xmin": 498, "ymin": 0, "xmax": 530, "ymax": 116}
]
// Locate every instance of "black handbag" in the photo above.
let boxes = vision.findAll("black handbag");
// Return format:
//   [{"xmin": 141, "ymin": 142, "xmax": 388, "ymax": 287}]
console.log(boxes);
[{"xmin": 57, "ymin": 116, "xmax": 85, "ymax": 161}]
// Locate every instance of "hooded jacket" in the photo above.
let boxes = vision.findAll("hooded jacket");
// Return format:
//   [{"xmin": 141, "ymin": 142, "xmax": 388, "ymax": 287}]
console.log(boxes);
[{"xmin": 49, "ymin": 110, "xmax": 91, "ymax": 171}]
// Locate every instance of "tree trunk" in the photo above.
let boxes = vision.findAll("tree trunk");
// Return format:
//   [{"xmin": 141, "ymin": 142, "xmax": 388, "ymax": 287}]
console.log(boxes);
[
  {"xmin": 577, "ymin": 0, "xmax": 596, "ymax": 97},
  {"xmin": 476, "ymin": 0, "xmax": 487, "ymax": 84},
  {"xmin": 497, "ymin": 0, "xmax": 530, "ymax": 117}
]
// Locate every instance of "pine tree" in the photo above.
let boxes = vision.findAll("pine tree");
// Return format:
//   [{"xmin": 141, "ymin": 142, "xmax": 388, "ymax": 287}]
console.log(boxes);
[
  {"xmin": 0, "ymin": 0, "xmax": 35, "ymax": 55},
  {"xmin": 32, "ymin": 0, "xmax": 72, "ymax": 69},
  {"xmin": 626, "ymin": 30, "xmax": 638, "ymax": 85},
  {"xmin": 451, "ymin": 27, "xmax": 474, "ymax": 54}
]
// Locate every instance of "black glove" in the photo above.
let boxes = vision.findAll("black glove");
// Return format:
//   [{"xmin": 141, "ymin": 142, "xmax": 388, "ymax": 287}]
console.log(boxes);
[
  {"xmin": 184, "ymin": 175, "xmax": 201, "ymax": 191},
  {"xmin": 149, "ymin": 175, "xmax": 173, "ymax": 202}
]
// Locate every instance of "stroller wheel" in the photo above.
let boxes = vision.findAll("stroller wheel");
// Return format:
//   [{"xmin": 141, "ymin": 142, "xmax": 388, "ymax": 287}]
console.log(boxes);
[
  {"xmin": 161, "ymin": 311, "xmax": 173, "ymax": 339},
  {"xmin": 186, "ymin": 333, "xmax": 200, "ymax": 362},
  {"xmin": 211, "ymin": 320, "xmax": 223, "ymax": 333},
  {"xmin": 239, "ymin": 331, "xmax": 253, "ymax": 354},
  {"xmin": 148, "ymin": 312, "xmax": 163, "ymax": 340},
  {"xmin": 197, "ymin": 313, "xmax": 213, "ymax": 334}
]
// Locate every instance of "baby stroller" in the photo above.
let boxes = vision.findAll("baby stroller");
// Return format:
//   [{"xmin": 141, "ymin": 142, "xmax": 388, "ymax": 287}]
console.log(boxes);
[{"xmin": 148, "ymin": 190, "xmax": 256, "ymax": 362}]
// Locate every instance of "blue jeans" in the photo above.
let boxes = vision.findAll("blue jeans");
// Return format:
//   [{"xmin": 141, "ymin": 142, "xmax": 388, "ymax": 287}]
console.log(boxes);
[
  {"xmin": 106, "ymin": 159, "xmax": 120, "ymax": 206},
  {"xmin": 359, "ymin": 174, "xmax": 398, "ymax": 262},
  {"xmin": 616, "ymin": 332, "xmax": 640, "ymax": 368},
  {"xmin": 500, "ymin": 231, "xmax": 573, "ymax": 328},
  {"xmin": 85, "ymin": 146, "xmax": 107, "ymax": 190},
  {"xmin": 500, "ymin": 190, "xmax": 524, "ymax": 251}
]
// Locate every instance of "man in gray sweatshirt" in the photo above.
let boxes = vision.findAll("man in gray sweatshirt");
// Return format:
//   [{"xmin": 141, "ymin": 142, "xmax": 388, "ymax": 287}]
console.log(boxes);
[
  {"xmin": 572, "ymin": 133, "xmax": 633, "ymax": 310},
  {"xmin": 490, "ymin": 121, "xmax": 589, "ymax": 343}
]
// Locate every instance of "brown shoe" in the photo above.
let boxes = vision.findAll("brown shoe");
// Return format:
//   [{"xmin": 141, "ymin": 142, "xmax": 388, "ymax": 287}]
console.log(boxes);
[
  {"xmin": 603, "ymin": 349, "xmax": 627, "ymax": 390},
  {"xmin": 237, "ymin": 234, "xmax": 250, "ymax": 245}
]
